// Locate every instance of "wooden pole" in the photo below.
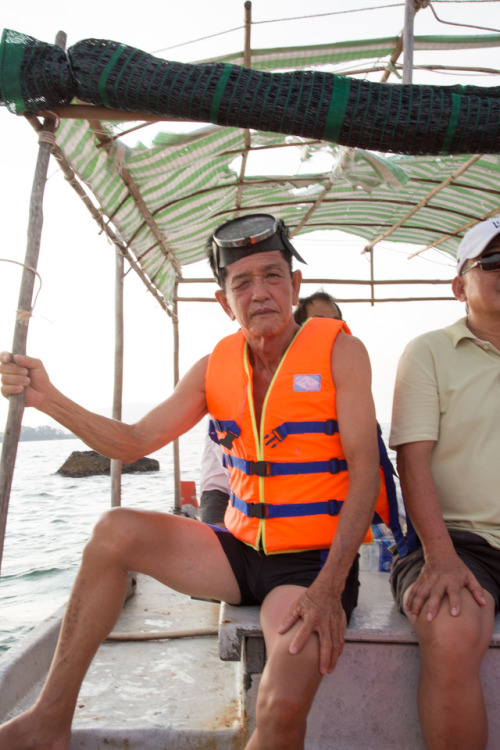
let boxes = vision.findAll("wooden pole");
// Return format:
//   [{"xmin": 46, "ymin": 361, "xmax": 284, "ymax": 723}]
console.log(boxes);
[
  {"xmin": 172, "ymin": 280, "xmax": 181, "ymax": 512},
  {"xmin": 0, "ymin": 31, "xmax": 66, "ymax": 574},
  {"xmin": 403, "ymin": 0, "xmax": 416, "ymax": 84},
  {"xmin": 110, "ymin": 248, "xmax": 124, "ymax": 507},
  {"xmin": 235, "ymin": 1, "xmax": 252, "ymax": 215}
]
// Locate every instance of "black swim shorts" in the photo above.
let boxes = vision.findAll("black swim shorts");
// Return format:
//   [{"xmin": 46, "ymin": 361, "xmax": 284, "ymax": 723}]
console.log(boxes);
[
  {"xmin": 209, "ymin": 525, "xmax": 359, "ymax": 622},
  {"xmin": 390, "ymin": 528, "xmax": 500, "ymax": 613}
]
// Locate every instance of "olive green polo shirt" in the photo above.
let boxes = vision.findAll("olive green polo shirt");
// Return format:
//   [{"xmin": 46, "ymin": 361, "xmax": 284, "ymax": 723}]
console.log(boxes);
[{"xmin": 390, "ymin": 317, "xmax": 500, "ymax": 548}]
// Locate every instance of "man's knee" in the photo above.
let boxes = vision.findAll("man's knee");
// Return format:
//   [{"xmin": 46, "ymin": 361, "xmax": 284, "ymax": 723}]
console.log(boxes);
[
  {"xmin": 85, "ymin": 507, "xmax": 143, "ymax": 564},
  {"xmin": 418, "ymin": 611, "xmax": 488, "ymax": 670}
]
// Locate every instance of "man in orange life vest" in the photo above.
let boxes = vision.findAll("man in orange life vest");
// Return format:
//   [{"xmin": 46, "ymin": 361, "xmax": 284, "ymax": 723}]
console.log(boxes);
[{"xmin": 0, "ymin": 213, "xmax": 382, "ymax": 750}]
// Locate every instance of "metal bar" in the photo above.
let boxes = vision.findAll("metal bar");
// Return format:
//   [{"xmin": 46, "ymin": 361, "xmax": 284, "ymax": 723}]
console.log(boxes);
[{"xmin": 0, "ymin": 31, "xmax": 66, "ymax": 575}]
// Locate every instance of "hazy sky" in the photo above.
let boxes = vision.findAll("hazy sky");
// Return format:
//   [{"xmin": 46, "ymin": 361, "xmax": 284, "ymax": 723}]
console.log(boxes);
[{"xmin": 0, "ymin": 0, "xmax": 498, "ymax": 432}]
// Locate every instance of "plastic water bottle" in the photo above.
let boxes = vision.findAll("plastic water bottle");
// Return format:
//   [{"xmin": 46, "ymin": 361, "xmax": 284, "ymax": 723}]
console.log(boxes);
[
  {"xmin": 378, "ymin": 539, "xmax": 393, "ymax": 572},
  {"xmin": 359, "ymin": 542, "xmax": 379, "ymax": 571}
]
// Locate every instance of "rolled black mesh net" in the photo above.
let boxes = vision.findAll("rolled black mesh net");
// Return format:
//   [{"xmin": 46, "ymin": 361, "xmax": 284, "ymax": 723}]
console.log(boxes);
[{"xmin": 1, "ymin": 29, "xmax": 500, "ymax": 155}]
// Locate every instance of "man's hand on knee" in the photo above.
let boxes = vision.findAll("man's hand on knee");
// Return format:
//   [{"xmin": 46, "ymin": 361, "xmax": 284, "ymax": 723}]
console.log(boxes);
[
  {"xmin": 405, "ymin": 553, "xmax": 486, "ymax": 623},
  {"xmin": 278, "ymin": 582, "xmax": 347, "ymax": 675}
]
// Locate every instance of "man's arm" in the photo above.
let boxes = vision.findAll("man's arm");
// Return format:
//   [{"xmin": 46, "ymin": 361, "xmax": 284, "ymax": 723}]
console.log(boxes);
[
  {"xmin": 279, "ymin": 333, "xmax": 380, "ymax": 674},
  {"xmin": 397, "ymin": 440, "xmax": 486, "ymax": 622},
  {"xmin": 0, "ymin": 352, "xmax": 209, "ymax": 462}
]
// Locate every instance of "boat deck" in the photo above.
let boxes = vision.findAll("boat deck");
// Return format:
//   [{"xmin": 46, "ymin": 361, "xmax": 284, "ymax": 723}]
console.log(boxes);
[
  {"xmin": 0, "ymin": 575, "xmax": 245, "ymax": 749},
  {"xmin": 2, "ymin": 571, "xmax": 500, "ymax": 749}
]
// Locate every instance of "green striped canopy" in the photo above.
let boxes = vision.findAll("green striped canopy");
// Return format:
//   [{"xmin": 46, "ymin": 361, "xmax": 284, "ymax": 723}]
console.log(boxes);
[{"xmin": 50, "ymin": 32, "xmax": 500, "ymax": 307}]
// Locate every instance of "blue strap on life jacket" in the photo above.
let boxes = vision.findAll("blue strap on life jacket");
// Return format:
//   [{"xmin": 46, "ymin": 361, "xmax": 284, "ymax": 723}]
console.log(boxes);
[
  {"xmin": 222, "ymin": 454, "xmax": 348, "ymax": 477},
  {"xmin": 264, "ymin": 419, "xmax": 339, "ymax": 448},
  {"xmin": 209, "ymin": 419, "xmax": 241, "ymax": 449},
  {"xmin": 230, "ymin": 492, "xmax": 344, "ymax": 519},
  {"xmin": 210, "ymin": 418, "xmax": 416, "ymax": 557}
]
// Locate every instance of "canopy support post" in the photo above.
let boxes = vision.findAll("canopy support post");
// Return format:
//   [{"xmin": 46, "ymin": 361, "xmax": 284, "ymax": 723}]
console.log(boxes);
[
  {"xmin": 111, "ymin": 248, "xmax": 124, "ymax": 507},
  {"xmin": 172, "ymin": 280, "xmax": 181, "ymax": 512},
  {"xmin": 0, "ymin": 31, "xmax": 66, "ymax": 574},
  {"xmin": 403, "ymin": 0, "xmax": 416, "ymax": 84},
  {"xmin": 369, "ymin": 249, "xmax": 375, "ymax": 307}
]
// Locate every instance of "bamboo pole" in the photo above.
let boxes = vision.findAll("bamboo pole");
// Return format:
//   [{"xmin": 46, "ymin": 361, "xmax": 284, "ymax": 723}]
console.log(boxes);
[
  {"xmin": 176, "ymin": 277, "xmax": 452, "ymax": 286},
  {"xmin": 110, "ymin": 248, "xmax": 124, "ymax": 507},
  {"xmin": 0, "ymin": 32, "xmax": 66, "ymax": 574},
  {"xmin": 403, "ymin": 0, "xmax": 416, "ymax": 84},
  {"xmin": 363, "ymin": 154, "xmax": 484, "ymax": 254},
  {"xmin": 172, "ymin": 280, "xmax": 181, "ymax": 512},
  {"xmin": 25, "ymin": 113, "xmax": 173, "ymax": 316},
  {"xmin": 87, "ymin": 119, "xmax": 182, "ymax": 277},
  {"xmin": 408, "ymin": 205, "xmax": 500, "ymax": 258},
  {"xmin": 235, "ymin": 1, "xmax": 253, "ymax": 215}
]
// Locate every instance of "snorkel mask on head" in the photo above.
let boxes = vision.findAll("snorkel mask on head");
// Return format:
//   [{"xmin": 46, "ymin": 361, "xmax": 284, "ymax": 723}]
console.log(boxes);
[{"xmin": 211, "ymin": 214, "xmax": 306, "ymax": 283}]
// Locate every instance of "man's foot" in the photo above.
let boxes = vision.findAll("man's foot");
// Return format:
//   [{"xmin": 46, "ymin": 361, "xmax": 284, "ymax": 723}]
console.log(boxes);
[{"xmin": 0, "ymin": 707, "xmax": 71, "ymax": 750}]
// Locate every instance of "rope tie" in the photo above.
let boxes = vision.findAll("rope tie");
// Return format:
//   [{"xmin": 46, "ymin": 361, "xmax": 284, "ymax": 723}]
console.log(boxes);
[
  {"xmin": 16, "ymin": 309, "xmax": 32, "ymax": 325},
  {"xmin": 0, "ymin": 259, "xmax": 43, "ymax": 324},
  {"xmin": 38, "ymin": 130, "xmax": 57, "ymax": 146}
]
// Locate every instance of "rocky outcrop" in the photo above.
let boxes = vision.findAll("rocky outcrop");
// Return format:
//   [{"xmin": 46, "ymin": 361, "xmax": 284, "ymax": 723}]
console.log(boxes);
[{"xmin": 57, "ymin": 450, "xmax": 159, "ymax": 477}]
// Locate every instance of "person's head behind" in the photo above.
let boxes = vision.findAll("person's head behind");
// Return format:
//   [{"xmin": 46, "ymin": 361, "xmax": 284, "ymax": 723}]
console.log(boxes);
[
  {"xmin": 206, "ymin": 213, "xmax": 304, "ymax": 291},
  {"xmin": 294, "ymin": 290, "xmax": 342, "ymax": 326}
]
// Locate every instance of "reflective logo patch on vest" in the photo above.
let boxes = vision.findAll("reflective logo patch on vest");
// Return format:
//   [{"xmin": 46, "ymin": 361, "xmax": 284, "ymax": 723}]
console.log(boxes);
[{"xmin": 293, "ymin": 374, "xmax": 321, "ymax": 392}]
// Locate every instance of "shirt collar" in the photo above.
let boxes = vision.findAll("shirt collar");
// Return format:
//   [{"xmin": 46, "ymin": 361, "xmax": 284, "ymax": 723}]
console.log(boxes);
[
  {"xmin": 445, "ymin": 316, "xmax": 500, "ymax": 355},
  {"xmin": 445, "ymin": 317, "xmax": 480, "ymax": 348}
]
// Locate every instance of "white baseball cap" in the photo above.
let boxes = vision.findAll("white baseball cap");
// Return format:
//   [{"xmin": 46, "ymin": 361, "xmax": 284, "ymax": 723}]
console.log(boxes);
[{"xmin": 456, "ymin": 218, "xmax": 500, "ymax": 275}]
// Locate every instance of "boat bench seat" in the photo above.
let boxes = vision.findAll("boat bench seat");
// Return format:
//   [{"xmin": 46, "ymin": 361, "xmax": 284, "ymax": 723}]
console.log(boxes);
[
  {"xmin": 219, "ymin": 569, "xmax": 500, "ymax": 666},
  {"xmin": 218, "ymin": 570, "xmax": 500, "ymax": 750},
  {"xmin": 219, "ymin": 570, "xmax": 418, "ymax": 670}
]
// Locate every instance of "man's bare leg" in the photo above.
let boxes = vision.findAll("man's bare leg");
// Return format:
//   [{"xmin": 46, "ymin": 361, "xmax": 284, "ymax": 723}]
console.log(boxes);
[
  {"xmin": 409, "ymin": 587, "xmax": 495, "ymax": 750},
  {"xmin": 0, "ymin": 508, "xmax": 240, "ymax": 750},
  {"xmin": 245, "ymin": 585, "xmax": 326, "ymax": 750}
]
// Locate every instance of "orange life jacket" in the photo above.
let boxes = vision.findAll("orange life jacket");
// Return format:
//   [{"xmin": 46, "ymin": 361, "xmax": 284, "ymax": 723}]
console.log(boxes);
[{"xmin": 205, "ymin": 318, "xmax": 404, "ymax": 554}]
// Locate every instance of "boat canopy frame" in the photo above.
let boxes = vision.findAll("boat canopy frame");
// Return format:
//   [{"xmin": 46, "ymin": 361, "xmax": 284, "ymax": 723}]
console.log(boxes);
[{"xmin": 1, "ymin": 0, "xmax": 500, "ymax": 571}]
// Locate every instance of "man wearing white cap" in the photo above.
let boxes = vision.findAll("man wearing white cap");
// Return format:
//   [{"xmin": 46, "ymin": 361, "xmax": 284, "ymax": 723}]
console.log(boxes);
[{"xmin": 389, "ymin": 217, "xmax": 500, "ymax": 750}]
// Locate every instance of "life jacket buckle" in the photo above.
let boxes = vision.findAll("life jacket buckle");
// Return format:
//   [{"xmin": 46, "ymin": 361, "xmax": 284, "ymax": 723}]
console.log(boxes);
[
  {"xmin": 249, "ymin": 460, "xmax": 273, "ymax": 477},
  {"xmin": 219, "ymin": 429, "xmax": 239, "ymax": 449},
  {"xmin": 264, "ymin": 427, "xmax": 285, "ymax": 448},
  {"xmin": 328, "ymin": 458, "xmax": 341, "ymax": 474},
  {"xmin": 247, "ymin": 503, "xmax": 270, "ymax": 519},
  {"xmin": 327, "ymin": 499, "xmax": 342, "ymax": 516},
  {"xmin": 324, "ymin": 419, "xmax": 338, "ymax": 435}
]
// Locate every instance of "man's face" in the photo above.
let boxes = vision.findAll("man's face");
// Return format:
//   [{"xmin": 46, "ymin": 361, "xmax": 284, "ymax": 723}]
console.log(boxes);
[
  {"xmin": 453, "ymin": 237, "xmax": 500, "ymax": 315},
  {"xmin": 215, "ymin": 251, "xmax": 301, "ymax": 338}
]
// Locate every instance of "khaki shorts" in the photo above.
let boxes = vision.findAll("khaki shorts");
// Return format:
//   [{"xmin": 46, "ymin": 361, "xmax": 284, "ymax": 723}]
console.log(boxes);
[{"xmin": 390, "ymin": 528, "xmax": 500, "ymax": 613}]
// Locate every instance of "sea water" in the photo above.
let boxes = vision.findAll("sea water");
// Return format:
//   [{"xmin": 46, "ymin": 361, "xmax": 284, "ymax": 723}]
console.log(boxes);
[
  {"xmin": 0, "ymin": 422, "xmax": 398, "ymax": 657},
  {"xmin": 0, "ymin": 422, "xmax": 207, "ymax": 656}
]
